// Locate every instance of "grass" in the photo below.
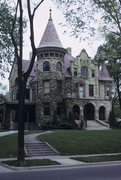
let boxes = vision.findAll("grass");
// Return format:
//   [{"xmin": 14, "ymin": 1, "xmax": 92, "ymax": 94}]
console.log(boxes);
[
  {"xmin": 72, "ymin": 155, "xmax": 121, "ymax": 163},
  {"xmin": 39, "ymin": 129, "xmax": 121, "ymax": 155},
  {"xmin": 0, "ymin": 130, "xmax": 43, "ymax": 158},
  {"xmin": 0, "ymin": 134, "xmax": 18, "ymax": 158},
  {"xmin": 2, "ymin": 159, "xmax": 60, "ymax": 167}
]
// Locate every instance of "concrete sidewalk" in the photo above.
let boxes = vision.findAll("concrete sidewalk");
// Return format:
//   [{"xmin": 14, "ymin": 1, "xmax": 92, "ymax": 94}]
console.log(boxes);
[{"xmin": 0, "ymin": 130, "xmax": 18, "ymax": 137}]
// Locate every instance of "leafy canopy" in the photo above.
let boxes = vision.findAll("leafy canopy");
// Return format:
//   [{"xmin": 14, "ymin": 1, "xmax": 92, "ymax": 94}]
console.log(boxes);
[{"xmin": 54, "ymin": 0, "xmax": 121, "ymax": 38}]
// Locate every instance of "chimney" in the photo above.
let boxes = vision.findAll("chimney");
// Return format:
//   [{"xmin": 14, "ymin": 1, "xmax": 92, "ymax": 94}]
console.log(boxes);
[{"xmin": 67, "ymin": 47, "xmax": 72, "ymax": 55}]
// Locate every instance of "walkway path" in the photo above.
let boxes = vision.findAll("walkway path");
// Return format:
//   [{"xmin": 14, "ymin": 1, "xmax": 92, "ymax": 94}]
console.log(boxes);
[
  {"xmin": 24, "ymin": 131, "xmax": 59, "ymax": 156},
  {"xmin": 0, "ymin": 131, "xmax": 17, "ymax": 137}
]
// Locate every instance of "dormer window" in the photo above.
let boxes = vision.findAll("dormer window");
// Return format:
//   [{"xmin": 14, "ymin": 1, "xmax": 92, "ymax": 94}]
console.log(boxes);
[
  {"xmin": 81, "ymin": 66, "xmax": 88, "ymax": 77},
  {"xmin": 43, "ymin": 61, "xmax": 50, "ymax": 71}
]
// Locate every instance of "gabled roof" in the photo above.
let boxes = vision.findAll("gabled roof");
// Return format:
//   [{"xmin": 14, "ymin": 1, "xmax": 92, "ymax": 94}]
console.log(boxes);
[
  {"xmin": 98, "ymin": 65, "xmax": 112, "ymax": 81},
  {"xmin": 38, "ymin": 11, "xmax": 63, "ymax": 49}
]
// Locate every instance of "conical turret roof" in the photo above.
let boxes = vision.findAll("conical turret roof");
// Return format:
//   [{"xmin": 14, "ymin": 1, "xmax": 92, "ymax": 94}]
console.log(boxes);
[
  {"xmin": 38, "ymin": 9, "xmax": 63, "ymax": 49},
  {"xmin": 98, "ymin": 64, "xmax": 112, "ymax": 81}
]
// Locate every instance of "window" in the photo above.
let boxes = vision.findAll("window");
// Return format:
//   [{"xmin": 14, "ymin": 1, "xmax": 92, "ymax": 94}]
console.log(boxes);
[
  {"xmin": 91, "ymin": 69, "xmax": 95, "ymax": 77},
  {"xmin": 89, "ymin": 85, "xmax": 94, "ymax": 97},
  {"xmin": 45, "ymin": 53, "xmax": 49, "ymax": 57},
  {"xmin": 81, "ymin": 66, "xmax": 88, "ymax": 77},
  {"xmin": 55, "ymin": 53, "xmax": 59, "ymax": 57},
  {"xmin": 50, "ymin": 53, "xmax": 54, "ymax": 57},
  {"xmin": 106, "ymin": 86, "xmax": 110, "ymax": 97},
  {"xmin": 56, "ymin": 80, "xmax": 62, "ymax": 93},
  {"xmin": 79, "ymin": 84, "xmax": 84, "ymax": 98},
  {"xmin": 43, "ymin": 80, "xmax": 50, "ymax": 93},
  {"xmin": 74, "ymin": 68, "xmax": 77, "ymax": 77},
  {"xmin": 26, "ymin": 89, "xmax": 30, "ymax": 100},
  {"xmin": 32, "ymin": 88, "xmax": 36, "ymax": 101},
  {"xmin": 73, "ymin": 83, "xmax": 78, "ymax": 97},
  {"xmin": 57, "ymin": 103, "xmax": 62, "ymax": 115},
  {"xmin": 56, "ymin": 62, "xmax": 62, "ymax": 72},
  {"xmin": 43, "ymin": 102, "xmax": 50, "ymax": 115},
  {"xmin": 43, "ymin": 61, "xmax": 50, "ymax": 71}
]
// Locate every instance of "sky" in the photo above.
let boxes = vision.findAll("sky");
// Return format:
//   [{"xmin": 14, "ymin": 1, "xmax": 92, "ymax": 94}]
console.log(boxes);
[{"xmin": 1, "ymin": 0, "xmax": 104, "ymax": 92}]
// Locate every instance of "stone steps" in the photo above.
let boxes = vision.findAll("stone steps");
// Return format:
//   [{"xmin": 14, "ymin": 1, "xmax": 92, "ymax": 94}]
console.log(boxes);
[
  {"xmin": 87, "ymin": 120, "xmax": 110, "ymax": 130},
  {"xmin": 24, "ymin": 142, "xmax": 59, "ymax": 156}
]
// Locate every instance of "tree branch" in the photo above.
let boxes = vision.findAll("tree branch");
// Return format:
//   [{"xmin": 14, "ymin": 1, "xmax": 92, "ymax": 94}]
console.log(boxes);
[
  {"xmin": 11, "ymin": 0, "xmax": 19, "ymax": 61},
  {"xmin": 32, "ymin": 0, "xmax": 45, "ymax": 17}
]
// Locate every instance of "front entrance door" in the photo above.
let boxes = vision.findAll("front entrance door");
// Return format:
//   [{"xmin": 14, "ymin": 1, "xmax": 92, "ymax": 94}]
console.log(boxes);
[{"xmin": 84, "ymin": 103, "xmax": 95, "ymax": 120}]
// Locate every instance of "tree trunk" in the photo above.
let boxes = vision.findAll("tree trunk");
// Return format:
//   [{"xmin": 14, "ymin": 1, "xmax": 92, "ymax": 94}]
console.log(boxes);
[
  {"xmin": 116, "ymin": 74, "xmax": 121, "ymax": 110},
  {"xmin": 17, "ymin": 79, "xmax": 26, "ymax": 164}
]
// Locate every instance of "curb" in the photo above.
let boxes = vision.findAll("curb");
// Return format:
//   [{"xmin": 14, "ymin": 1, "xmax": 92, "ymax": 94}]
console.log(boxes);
[{"xmin": 1, "ymin": 160, "xmax": 121, "ymax": 172}]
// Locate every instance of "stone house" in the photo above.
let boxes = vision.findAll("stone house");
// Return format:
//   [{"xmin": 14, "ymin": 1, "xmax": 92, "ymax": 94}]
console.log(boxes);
[{"xmin": 0, "ymin": 11, "xmax": 112, "ymax": 129}]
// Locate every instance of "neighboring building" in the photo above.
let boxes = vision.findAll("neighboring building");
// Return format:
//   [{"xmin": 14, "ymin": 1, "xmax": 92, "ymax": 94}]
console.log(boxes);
[{"xmin": 0, "ymin": 10, "xmax": 112, "ymax": 129}]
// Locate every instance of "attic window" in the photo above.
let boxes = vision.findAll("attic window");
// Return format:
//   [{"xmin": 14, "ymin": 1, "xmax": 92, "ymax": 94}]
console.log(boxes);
[
  {"xmin": 45, "ymin": 53, "xmax": 49, "ymax": 57},
  {"xmin": 50, "ymin": 53, "xmax": 54, "ymax": 57},
  {"xmin": 55, "ymin": 53, "xmax": 59, "ymax": 57},
  {"xmin": 40, "ymin": 54, "xmax": 43, "ymax": 58}
]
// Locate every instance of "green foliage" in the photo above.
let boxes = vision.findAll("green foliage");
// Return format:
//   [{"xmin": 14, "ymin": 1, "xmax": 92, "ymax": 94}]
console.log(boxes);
[
  {"xmin": 41, "ymin": 111, "xmax": 76, "ymax": 130},
  {"xmin": 0, "ymin": 1, "xmax": 26, "ymax": 77},
  {"xmin": 55, "ymin": 0, "xmax": 121, "ymax": 39},
  {"xmin": 95, "ymin": 32, "xmax": 121, "ymax": 107},
  {"xmin": 109, "ymin": 103, "xmax": 116, "ymax": 128}
]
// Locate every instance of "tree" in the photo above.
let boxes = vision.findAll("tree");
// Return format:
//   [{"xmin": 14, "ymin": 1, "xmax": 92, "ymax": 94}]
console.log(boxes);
[
  {"xmin": 0, "ymin": 1, "xmax": 26, "ymax": 78},
  {"xmin": 11, "ymin": 0, "xmax": 44, "ymax": 165},
  {"xmin": 54, "ymin": 0, "xmax": 121, "ymax": 39},
  {"xmin": 95, "ymin": 32, "xmax": 121, "ymax": 109},
  {"xmin": 0, "ymin": 83, "xmax": 7, "ymax": 95},
  {"xmin": 109, "ymin": 102, "xmax": 116, "ymax": 128}
]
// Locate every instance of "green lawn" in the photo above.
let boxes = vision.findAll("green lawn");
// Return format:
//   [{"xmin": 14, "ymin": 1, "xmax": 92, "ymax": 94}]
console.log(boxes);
[
  {"xmin": 2, "ymin": 159, "xmax": 60, "ymax": 167},
  {"xmin": 72, "ymin": 155, "xmax": 121, "ymax": 163},
  {"xmin": 0, "ymin": 134, "xmax": 17, "ymax": 158},
  {"xmin": 38, "ymin": 129, "xmax": 121, "ymax": 155}
]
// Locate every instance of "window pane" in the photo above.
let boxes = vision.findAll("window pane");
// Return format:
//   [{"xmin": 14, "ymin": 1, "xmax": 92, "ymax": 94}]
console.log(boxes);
[
  {"xmin": 81, "ymin": 66, "xmax": 88, "ymax": 77},
  {"xmin": 43, "ymin": 81, "xmax": 50, "ymax": 93},
  {"xmin": 43, "ymin": 61, "xmax": 50, "ymax": 71},
  {"xmin": 89, "ymin": 85, "xmax": 94, "ymax": 96},
  {"xmin": 26, "ymin": 89, "xmax": 30, "ymax": 100},
  {"xmin": 56, "ymin": 62, "xmax": 62, "ymax": 72},
  {"xmin": 56, "ymin": 80, "xmax": 62, "ymax": 93},
  {"xmin": 79, "ymin": 85, "xmax": 84, "ymax": 98},
  {"xmin": 74, "ymin": 68, "xmax": 77, "ymax": 76},
  {"xmin": 91, "ymin": 69, "xmax": 95, "ymax": 77}
]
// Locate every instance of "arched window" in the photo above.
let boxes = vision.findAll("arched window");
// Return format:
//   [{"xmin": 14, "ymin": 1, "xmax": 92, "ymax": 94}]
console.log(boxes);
[
  {"xmin": 56, "ymin": 62, "xmax": 62, "ymax": 72},
  {"xmin": 81, "ymin": 66, "xmax": 88, "ymax": 77},
  {"xmin": 43, "ymin": 61, "xmax": 50, "ymax": 71}
]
